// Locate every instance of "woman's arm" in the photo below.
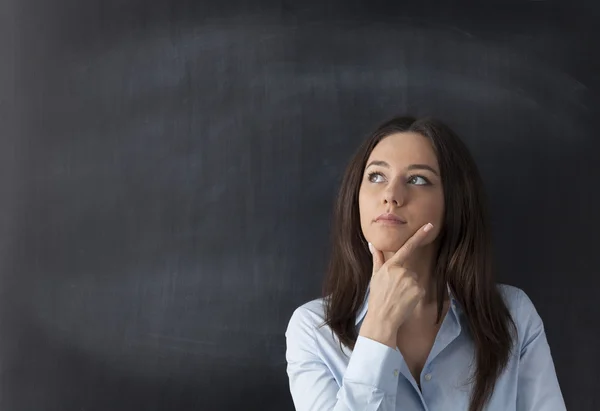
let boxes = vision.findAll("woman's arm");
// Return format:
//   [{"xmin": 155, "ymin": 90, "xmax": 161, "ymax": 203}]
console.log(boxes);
[
  {"xmin": 285, "ymin": 307, "xmax": 403, "ymax": 411},
  {"xmin": 516, "ymin": 291, "xmax": 567, "ymax": 411}
]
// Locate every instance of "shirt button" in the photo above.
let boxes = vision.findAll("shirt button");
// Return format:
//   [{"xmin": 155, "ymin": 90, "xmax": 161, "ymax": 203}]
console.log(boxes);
[
  {"xmin": 424, "ymin": 374, "xmax": 432, "ymax": 381},
  {"xmin": 393, "ymin": 369, "xmax": 399, "ymax": 377}
]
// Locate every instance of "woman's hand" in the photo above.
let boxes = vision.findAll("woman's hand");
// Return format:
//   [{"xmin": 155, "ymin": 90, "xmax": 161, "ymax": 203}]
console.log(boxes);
[{"xmin": 358, "ymin": 222, "xmax": 433, "ymax": 348}]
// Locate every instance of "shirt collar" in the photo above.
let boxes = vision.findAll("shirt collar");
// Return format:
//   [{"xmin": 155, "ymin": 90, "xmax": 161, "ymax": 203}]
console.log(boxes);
[{"xmin": 355, "ymin": 282, "xmax": 460, "ymax": 326}]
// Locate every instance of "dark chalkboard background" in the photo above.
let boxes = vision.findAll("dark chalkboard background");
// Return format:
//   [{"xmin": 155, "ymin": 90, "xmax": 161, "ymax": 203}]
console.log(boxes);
[{"xmin": 1, "ymin": 1, "xmax": 599, "ymax": 410}]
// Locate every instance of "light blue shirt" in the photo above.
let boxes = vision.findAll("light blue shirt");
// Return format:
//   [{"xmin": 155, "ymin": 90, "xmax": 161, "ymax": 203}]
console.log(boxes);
[{"xmin": 285, "ymin": 284, "xmax": 566, "ymax": 411}]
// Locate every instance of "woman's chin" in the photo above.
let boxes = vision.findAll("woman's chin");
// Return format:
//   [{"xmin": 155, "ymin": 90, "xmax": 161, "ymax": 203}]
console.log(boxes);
[{"xmin": 368, "ymin": 238, "xmax": 404, "ymax": 253}]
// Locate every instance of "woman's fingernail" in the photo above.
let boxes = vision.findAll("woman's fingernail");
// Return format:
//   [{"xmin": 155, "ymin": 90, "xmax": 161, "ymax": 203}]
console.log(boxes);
[
  {"xmin": 368, "ymin": 242, "xmax": 374, "ymax": 253},
  {"xmin": 424, "ymin": 223, "xmax": 433, "ymax": 232}
]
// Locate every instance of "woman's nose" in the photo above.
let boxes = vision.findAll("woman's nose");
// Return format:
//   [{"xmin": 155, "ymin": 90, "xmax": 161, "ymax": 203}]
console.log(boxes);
[{"xmin": 383, "ymin": 185, "xmax": 405, "ymax": 206}]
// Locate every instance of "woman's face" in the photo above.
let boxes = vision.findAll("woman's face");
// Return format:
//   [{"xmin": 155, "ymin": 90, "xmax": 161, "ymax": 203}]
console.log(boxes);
[{"xmin": 358, "ymin": 132, "xmax": 445, "ymax": 254}]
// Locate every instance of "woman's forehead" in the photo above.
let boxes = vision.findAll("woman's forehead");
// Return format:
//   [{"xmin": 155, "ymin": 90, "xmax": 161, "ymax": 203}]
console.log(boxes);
[{"xmin": 367, "ymin": 132, "xmax": 438, "ymax": 167}]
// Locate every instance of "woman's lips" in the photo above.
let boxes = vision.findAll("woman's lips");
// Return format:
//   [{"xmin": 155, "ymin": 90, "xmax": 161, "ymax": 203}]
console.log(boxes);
[{"xmin": 375, "ymin": 213, "xmax": 407, "ymax": 224}]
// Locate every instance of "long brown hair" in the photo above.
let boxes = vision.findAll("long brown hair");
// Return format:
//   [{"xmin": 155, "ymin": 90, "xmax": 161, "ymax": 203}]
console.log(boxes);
[{"xmin": 322, "ymin": 115, "xmax": 516, "ymax": 411}]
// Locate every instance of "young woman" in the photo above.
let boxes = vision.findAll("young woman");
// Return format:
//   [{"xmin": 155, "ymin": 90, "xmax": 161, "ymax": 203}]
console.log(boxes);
[{"xmin": 284, "ymin": 116, "xmax": 566, "ymax": 411}]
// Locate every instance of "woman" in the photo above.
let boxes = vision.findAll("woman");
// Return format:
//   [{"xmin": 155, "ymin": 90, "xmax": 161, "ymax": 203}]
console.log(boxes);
[{"xmin": 284, "ymin": 116, "xmax": 566, "ymax": 411}]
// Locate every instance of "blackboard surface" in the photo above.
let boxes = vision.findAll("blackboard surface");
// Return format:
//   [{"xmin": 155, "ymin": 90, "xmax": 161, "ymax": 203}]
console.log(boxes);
[{"xmin": 1, "ymin": 1, "xmax": 599, "ymax": 410}]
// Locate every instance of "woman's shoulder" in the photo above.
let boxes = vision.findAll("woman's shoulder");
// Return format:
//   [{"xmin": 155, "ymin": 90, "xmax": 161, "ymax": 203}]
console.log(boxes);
[
  {"xmin": 285, "ymin": 297, "xmax": 329, "ymax": 340},
  {"xmin": 497, "ymin": 283, "xmax": 525, "ymax": 308},
  {"xmin": 496, "ymin": 283, "xmax": 546, "ymax": 347},
  {"xmin": 496, "ymin": 283, "xmax": 538, "ymax": 315}
]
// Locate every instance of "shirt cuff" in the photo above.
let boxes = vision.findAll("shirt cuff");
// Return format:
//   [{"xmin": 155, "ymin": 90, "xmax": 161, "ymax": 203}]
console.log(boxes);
[{"xmin": 344, "ymin": 335, "xmax": 404, "ymax": 395}]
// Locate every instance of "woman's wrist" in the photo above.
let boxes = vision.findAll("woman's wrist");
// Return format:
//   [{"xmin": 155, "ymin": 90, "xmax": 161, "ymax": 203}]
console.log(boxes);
[{"xmin": 358, "ymin": 315, "xmax": 398, "ymax": 349}]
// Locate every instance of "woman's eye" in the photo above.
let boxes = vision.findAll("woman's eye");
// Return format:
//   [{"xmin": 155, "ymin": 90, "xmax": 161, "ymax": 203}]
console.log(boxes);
[
  {"xmin": 367, "ymin": 172, "xmax": 385, "ymax": 183},
  {"xmin": 408, "ymin": 175, "xmax": 430, "ymax": 185}
]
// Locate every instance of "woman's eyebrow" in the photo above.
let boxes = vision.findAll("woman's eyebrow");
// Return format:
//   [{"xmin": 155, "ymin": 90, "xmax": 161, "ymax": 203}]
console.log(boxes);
[
  {"xmin": 407, "ymin": 164, "xmax": 439, "ymax": 176},
  {"xmin": 365, "ymin": 160, "xmax": 390, "ymax": 169},
  {"xmin": 365, "ymin": 160, "xmax": 439, "ymax": 176}
]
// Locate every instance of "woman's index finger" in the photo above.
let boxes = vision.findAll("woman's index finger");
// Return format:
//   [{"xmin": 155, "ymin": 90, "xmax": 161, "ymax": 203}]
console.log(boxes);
[{"xmin": 388, "ymin": 223, "xmax": 433, "ymax": 266}]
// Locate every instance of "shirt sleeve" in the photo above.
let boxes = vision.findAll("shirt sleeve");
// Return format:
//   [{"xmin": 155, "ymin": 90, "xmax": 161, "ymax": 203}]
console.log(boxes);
[
  {"xmin": 516, "ymin": 290, "xmax": 567, "ymax": 411},
  {"xmin": 285, "ymin": 307, "xmax": 403, "ymax": 411}
]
